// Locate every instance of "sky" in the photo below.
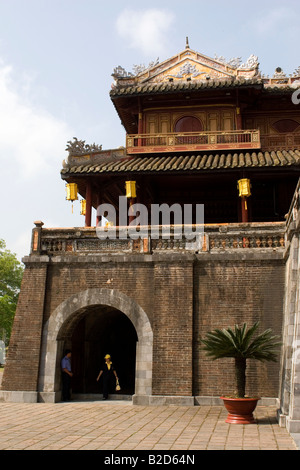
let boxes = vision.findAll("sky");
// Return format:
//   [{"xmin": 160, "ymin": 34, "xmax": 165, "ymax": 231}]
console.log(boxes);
[{"xmin": 0, "ymin": 0, "xmax": 299, "ymax": 261}]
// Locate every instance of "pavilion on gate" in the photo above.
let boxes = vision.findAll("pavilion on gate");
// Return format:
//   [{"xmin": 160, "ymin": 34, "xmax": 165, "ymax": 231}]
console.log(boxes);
[
  {"xmin": 61, "ymin": 39, "xmax": 300, "ymax": 226},
  {"xmin": 1, "ymin": 41, "xmax": 300, "ymax": 434}
]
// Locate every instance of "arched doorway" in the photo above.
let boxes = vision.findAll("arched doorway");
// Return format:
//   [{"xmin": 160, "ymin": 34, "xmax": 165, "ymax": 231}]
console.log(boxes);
[
  {"xmin": 70, "ymin": 306, "xmax": 138, "ymax": 395},
  {"xmin": 38, "ymin": 288, "xmax": 153, "ymax": 403},
  {"xmin": 175, "ymin": 115, "xmax": 203, "ymax": 133},
  {"xmin": 174, "ymin": 116, "xmax": 203, "ymax": 144}
]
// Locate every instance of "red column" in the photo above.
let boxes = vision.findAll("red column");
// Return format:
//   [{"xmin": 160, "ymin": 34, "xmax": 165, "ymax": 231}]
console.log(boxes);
[
  {"xmin": 241, "ymin": 197, "xmax": 249, "ymax": 223},
  {"xmin": 138, "ymin": 98, "xmax": 143, "ymax": 147},
  {"xmin": 236, "ymin": 90, "xmax": 242, "ymax": 131},
  {"xmin": 236, "ymin": 107, "xmax": 242, "ymax": 130},
  {"xmin": 85, "ymin": 182, "xmax": 92, "ymax": 227}
]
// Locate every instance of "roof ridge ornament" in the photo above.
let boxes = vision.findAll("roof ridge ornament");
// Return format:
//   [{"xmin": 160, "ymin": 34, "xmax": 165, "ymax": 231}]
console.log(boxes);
[
  {"xmin": 186, "ymin": 36, "xmax": 190, "ymax": 49},
  {"xmin": 214, "ymin": 54, "xmax": 258, "ymax": 70},
  {"xmin": 66, "ymin": 137, "xmax": 102, "ymax": 156}
]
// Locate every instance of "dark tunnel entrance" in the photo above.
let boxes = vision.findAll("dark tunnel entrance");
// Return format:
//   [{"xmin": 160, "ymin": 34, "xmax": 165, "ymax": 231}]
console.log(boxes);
[{"xmin": 70, "ymin": 305, "xmax": 138, "ymax": 397}]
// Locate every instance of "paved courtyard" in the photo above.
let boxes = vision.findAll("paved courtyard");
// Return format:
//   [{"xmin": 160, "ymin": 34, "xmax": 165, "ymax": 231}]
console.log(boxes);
[
  {"xmin": 0, "ymin": 400, "xmax": 298, "ymax": 451},
  {"xmin": 0, "ymin": 371, "xmax": 298, "ymax": 451}
]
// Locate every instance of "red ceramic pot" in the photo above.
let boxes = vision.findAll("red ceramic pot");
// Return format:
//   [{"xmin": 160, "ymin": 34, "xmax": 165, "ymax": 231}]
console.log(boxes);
[{"xmin": 220, "ymin": 397, "xmax": 260, "ymax": 424}]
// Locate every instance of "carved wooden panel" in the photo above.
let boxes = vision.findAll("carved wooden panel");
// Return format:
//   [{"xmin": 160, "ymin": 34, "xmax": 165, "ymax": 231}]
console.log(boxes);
[{"xmin": 145, "ymin": 108, "xmax": 235, "ymax": 133}]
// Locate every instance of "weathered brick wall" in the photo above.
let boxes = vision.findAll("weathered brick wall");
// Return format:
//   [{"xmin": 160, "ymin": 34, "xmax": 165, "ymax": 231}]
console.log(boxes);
[
  {"xmin": 152, "ymin": 257, "xmax": 194, "ymax": 396},
  {"xmin": 42, "ymin": 254, "xmax": 194, "ymax": 397},
  {"xmin": 1, "ymin": 259, "xmax": 48, "ymax": 391},
  {"xmin": 193, "ymin": 255, "xmax": 285, "ymax": 398},
  {"xmin": 2, "ymin": 251, "xmax": 285, "ymax": 399}
]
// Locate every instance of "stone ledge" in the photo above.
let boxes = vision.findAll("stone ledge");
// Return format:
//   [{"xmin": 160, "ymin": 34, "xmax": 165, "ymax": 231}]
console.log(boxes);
[
  {"xmin": 0, "ymin": 391, "xmax": 38, "ymax": 403},
  {"xmin": 286, "ymin": 417, "xmax": 300, "ymax": 434},
  {"xmin": 194, "ymin": 396, "xmax": 223, "ymax": 405},
  {"xmin": 133, "ymin": 395, "xmax": 195, "ymax": 406},
  {"xmin": 195, "ymin": 396, "xmax": 279, "ymax": 406},
  {"xmin": 38, "ymin": 392, "xmax": 59, "ymax": 403},
  {"xmin": 0, "ymin": 391, "xmax": 280, "ymax": 406}
]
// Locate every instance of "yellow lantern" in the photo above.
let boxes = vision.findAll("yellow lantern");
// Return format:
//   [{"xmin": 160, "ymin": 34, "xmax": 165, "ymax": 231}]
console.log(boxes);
[
  {"xmin": 237, "ymin": 178, "xmax": 251, "ymax": 212},
  {"xmin": 125, "ymin": 181, "xmax": 136, "ymax": 198},
  {"xmin": 66, "ymin": 183, "xmax": 78, "ymax": 201},
  {"xmin": 66, "ymin": 183, "xmax": 78, "ymax": 213},
  {"xmin": 237, "ymin": 179, "xmax": 251, "ymax": 198},
  {"xmin": 80, "ymin": 199, "xmax": 86, "ymax": 216}
]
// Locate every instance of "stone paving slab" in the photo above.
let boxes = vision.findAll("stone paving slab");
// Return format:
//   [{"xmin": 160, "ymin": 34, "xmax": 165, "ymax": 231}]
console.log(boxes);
[{"xmin": 0, "ymin": 401, "xmax": 298, "ymax": 451}]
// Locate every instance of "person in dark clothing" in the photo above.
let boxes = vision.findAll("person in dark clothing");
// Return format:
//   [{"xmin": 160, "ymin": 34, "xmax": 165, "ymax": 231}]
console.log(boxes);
[
  {"xmin": 61, "ymin": 349, "xmax": 73, "ymax": 401},
  {"xmin": 96, "ymin": 354, "xmax": 118, "ymax": 400}
]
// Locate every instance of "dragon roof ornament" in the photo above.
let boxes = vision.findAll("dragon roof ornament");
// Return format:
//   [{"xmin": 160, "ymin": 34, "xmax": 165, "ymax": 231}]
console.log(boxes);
[
  {"xmin": 111, "ymin": 45, "xmax": 300, "ymax": 91},
  {"xmin": 66, "ymin": 138, "xmax": 102, "ymax": 156}
]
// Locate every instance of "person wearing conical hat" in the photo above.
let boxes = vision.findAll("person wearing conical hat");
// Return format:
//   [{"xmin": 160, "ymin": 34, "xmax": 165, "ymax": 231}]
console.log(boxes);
[{"xmin": 96, "ymin": 354, "xmax": 119, "ymax": 400}]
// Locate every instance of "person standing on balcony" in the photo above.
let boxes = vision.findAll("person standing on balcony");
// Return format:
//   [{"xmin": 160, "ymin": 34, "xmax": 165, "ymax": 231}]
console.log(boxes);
[{"xmin": 96, "ymin": 354, "xmax": 119, "ymax": 400}]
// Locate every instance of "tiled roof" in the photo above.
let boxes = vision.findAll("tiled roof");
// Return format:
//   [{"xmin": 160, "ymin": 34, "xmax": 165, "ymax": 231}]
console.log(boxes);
[
  {"xmin": 110, "ymin": 78, "xmax": 263, "ymax": 98},
  {"xmin": 110, "ymin": 78, "xmax": 297, "ymax": 99},
  {"xmin": 61, "ymin": 150, "xmax": 300, "ymax": 176}
]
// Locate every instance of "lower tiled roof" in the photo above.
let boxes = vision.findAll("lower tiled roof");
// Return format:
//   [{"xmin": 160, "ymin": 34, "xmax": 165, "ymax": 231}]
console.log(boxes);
[{"xmin": 61, "ymin": 149, "xmax": 300, "ymax": 176}]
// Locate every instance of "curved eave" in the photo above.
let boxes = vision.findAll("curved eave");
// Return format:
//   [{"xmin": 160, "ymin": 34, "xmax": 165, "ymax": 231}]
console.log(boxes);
[
  {"xmin": 110, "ymin": 78, "xmax": 264, "ymax": 100},
  {"xmin": 61, "ymin": 149, "xmax": 300, "ymax": 178}
]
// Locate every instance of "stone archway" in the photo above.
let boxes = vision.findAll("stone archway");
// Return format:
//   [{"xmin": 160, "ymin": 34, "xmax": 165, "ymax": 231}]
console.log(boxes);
[
  {"xmin": 70, "ymin": 305, "xmax": 138, "ymax": 395},
  {"xmin": 38, "ymin": 288, "xmax": 153, "ymax": 403}
]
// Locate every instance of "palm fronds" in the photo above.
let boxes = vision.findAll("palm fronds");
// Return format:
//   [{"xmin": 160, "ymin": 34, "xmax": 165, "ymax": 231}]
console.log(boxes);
[
  {"xmin": 201, "ymin": 322, "xmax": 281, "ymax": 397},
  {"xmin": 201, "ymin": 321, "xmax": 280, "ymax": 361}
]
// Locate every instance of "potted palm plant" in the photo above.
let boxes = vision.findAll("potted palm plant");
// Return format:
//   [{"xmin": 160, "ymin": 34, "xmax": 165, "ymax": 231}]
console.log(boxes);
[{"xmin": 201, "ymin": 321, "xmax": 280, "ymax": 424}]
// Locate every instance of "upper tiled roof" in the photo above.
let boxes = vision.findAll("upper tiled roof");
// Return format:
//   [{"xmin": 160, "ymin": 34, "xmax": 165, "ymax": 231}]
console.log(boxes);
[
  {"xmin": 110, "ymin": 45, "xmax": 300, "ymax": 99},
  {"xmin": 61, "ymin": 149, "xmax": 300, "ymax": 176}
]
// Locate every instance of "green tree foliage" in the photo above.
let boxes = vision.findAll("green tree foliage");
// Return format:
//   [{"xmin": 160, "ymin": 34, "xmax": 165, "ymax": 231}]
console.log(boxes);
[
  {"xmin": 0, "ymin": 239, "xmax": 24, "ymax": 344},
  {"xmin": 201, "ymin": 322, "xmax": 281, "ymax": 397}
]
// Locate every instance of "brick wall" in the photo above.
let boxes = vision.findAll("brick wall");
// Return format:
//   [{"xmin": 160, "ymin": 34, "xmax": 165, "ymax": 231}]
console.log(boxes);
[
  {"xmin": 193, "ymin": 256, "xmax": 285, "ymax": 397},
  {"xmin": 2, "ymin": 251, "xmax": 285, "ymax": 398},
  {"xmin": 152, "ymin": 258, "xmax": 194, "ymax": 396},
  {"xmin": 1, "ymin": 259, "xmax": 48, "ymax": 391},
  {"xmin": 41, "ymin": 254, "xmax": 194, "ymax": 397}
]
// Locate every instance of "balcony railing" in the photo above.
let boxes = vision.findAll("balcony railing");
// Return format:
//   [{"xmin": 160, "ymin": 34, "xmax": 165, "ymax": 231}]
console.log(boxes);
[
  {"xmin": 30, "ymin": 222, "xmax": 285, "ymax": 257},
  {"xmin": 261, "ymin": 133, "xmax": 300, "ymax": 151},
  {"xmin": 126, "ymin": 130, "xmax": 261, "ymax": 154}
]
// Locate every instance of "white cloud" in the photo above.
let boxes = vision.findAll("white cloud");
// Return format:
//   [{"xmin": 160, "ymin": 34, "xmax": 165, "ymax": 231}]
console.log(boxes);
[
  {"xmin": 116, "ymin": 8, "xmax": 175, "ymax": 57},
  {"xmin": 0, "ymin": 61, "xmax": 73, "ymax": 180},
  {"xmin": 253, "ymin": 7, "xmax": 295, "ymax": 35},
  {"xmin": 0, "ymin": 58, "xmax": 78, "ymax": 261}
]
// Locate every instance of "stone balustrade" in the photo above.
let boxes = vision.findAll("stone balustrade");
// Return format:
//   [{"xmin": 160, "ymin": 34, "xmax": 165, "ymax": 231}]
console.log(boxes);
[{"xmin": 32, "ymin": 222, "xmax": 286, "ymax": 256}]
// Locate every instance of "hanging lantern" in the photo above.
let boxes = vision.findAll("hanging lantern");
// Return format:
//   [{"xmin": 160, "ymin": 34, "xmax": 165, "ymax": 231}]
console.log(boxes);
[
  {"xmin": 66, "ymin": 183, "xmax": 78, "ymax": 201},
  {"xmin": 80, "ymin": 199, "xmax": 86, "ymax": 216},
  {"xmin": 125, "ymin": 181, "xmax": 136, "ymax": 198},
  {"xmin": 237, "ymin": 179, "xmax": 251, "ymax": 198},
  {"xmin": 237, "ymin": 178, "xmax": 251, "ymax": 213},
  {"xmin": 66, "ymin": 183, "xmax": 78, "ymax": 213}
]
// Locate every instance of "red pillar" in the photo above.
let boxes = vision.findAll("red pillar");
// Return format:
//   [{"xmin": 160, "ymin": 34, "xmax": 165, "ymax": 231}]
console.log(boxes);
[
  {"xmin": 138, "ymin": 98, "xmax": 143, "ymax": 147},
  {"xmin": 241, "ymin": 196, "xmax": 249, "ymax": 223},
  {"xmin": 236, "ymin": 107, "xmax": 242, "ymax": 130},
  {"xmin": 236, "ymin": 90, "xmax": 242, "ymax": 131},
  {"xmin": 85, "ymin": 182, "xmax": 92, "ymax": 227}
]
